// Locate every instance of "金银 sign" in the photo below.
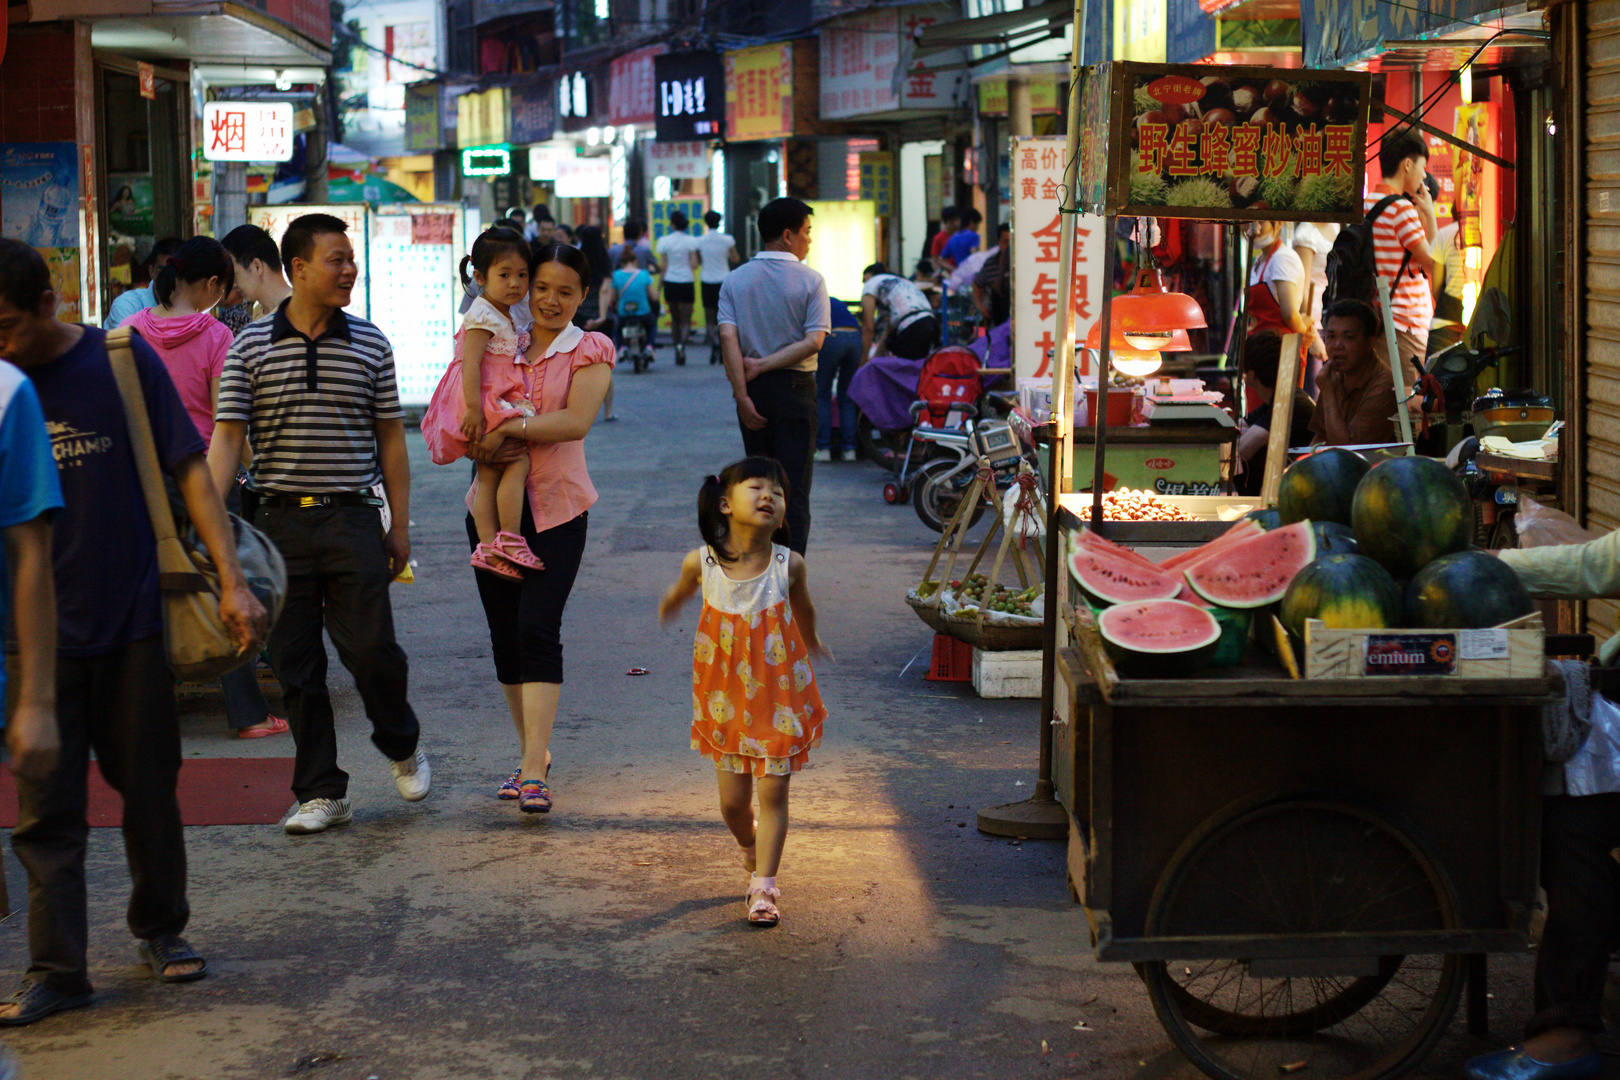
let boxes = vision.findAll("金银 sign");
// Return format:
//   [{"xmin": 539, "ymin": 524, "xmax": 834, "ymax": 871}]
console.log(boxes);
[
  {"xmin": 654, "ymin": 52, "xmax": 726, "ymax": 142},
  {"xmin": 725, "ymin": 43, "xmax": 793, "ymax": 142},
  {"xmin": 1012, "ymin": 136, "xmax": 1106, "ymax": 380},
  {"xmin": 203, "ymin": 102, "xmax": 294, "ymax": 162},
  {"xmin": 1082, "ymin": 62, "xmax": 1370, "ymax": 222}
]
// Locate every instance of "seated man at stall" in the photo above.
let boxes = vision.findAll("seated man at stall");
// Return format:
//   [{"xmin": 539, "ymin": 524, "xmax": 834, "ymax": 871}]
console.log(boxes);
[
  {"xmin": 1309, "ymin": 299, "xmax": 1399, "ymax": 447},
  {"xmin": 1235, "ymin": 331, "xmax": 1315, "ymax": 497},
  {"xmin": 1463, "ymin": 533, "xmax": 1620, "ymax": 1080}
]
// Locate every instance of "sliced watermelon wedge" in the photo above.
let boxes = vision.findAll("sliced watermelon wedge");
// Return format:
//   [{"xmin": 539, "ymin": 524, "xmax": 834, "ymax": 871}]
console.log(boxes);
[
  {"xmin": 1069, "ymin": 547, "xmax": 1182, "ymax": 606},
  {"xmin": 1157, "ymin": 518, "xmax": 1266, "ymax": 572},
  {"xmin": 1184, "ymin": 521, "xmax": 1317, "ymax": 609},
  {"xmin": 1098, "ymin": 599, "xmax": 1222, "ymax": 677},
  {"xmin": 1070, "ymin": 527, "xmax": 1162, "ymax": 573}
]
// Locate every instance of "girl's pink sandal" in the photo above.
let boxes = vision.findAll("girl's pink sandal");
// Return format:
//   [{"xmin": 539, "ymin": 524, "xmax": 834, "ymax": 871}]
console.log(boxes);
[
  {"xmin": 470, "ymin": 543, "xmax": 522, "ymax": 580},
  {"xmin": 746, "ymin": 877, "xmax": 781, "ymax": 927},
  {"xmin": 491, "ymin": 531, "xmax": 545, "ymax": 571}
]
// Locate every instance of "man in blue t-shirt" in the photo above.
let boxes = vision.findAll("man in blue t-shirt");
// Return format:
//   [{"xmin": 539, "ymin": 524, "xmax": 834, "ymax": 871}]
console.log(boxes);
[
  {"xmin": 0, "ymin": 240, "xmax": 267, "ymax": 1026},
  {"xmin": 940, "ymin": 207, "xmax": 983, "ymax": 271}
]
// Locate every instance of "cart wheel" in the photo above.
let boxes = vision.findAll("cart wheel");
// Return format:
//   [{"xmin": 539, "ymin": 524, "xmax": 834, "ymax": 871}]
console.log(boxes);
[
  {"xmin": 1139, "ymin": 797, "xmax": 1464, "ymax": 1080},
  {"xmin": 882, "ymin": 482, "xmax": 903, "ymax": 505}
]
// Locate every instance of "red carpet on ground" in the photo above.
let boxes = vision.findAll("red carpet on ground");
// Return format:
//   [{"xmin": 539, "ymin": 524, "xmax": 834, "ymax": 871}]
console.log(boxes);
[{"xmin": 0, "ymin": 758, "xmax": 293, "ymax": 827}]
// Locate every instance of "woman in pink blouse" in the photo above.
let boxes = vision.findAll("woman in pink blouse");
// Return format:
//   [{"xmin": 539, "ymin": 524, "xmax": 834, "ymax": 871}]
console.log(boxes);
[{"xmin": 467, "ymin": 243, "xmax": 615, "ymax": 815}]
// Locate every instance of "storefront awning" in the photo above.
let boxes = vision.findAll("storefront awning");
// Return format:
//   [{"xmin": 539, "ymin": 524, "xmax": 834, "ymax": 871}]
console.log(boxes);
[
  {"xmin": 1300, "ymin": 0, "xmax": 1544, "ymax": 69},
  {"xmin": 912, "ymin": 0, "xmax": 1070, "ymax": 61},
  {"xmin": 38, "ymin": 0, "xmax": 332, "ymax": 69}
]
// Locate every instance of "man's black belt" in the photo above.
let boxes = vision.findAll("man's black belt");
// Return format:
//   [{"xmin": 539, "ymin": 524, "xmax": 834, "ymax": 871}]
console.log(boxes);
[{"xmin": 257, "ymin": 492, "xmax": 384, "ymax": 509}]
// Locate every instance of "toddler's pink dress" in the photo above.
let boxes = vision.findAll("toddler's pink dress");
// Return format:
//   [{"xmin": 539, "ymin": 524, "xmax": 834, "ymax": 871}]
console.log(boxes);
[{"xmin": 422, "ymin": 296, "xmax": 533, "ymax": 465}]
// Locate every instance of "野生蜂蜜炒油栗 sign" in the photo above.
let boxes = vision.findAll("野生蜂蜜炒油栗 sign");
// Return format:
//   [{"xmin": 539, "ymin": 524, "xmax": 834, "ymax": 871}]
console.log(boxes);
[{"xmin": 1079, "ymin": 62, "xmax": 1371, "ymax": 223}]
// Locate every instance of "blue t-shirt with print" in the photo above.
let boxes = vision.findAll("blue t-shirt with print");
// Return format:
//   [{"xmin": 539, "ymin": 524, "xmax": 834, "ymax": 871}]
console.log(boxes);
[
  {"xmin": 0, "ymin": 362, "xmax": 64, "ymax": 710},
  {"xmin": 28, "ymin": 327, "xmax": 206, "ymax": 657},
  {"xmin": 613, "ymin": 268, "xmax": 654, "ymax": 317}
]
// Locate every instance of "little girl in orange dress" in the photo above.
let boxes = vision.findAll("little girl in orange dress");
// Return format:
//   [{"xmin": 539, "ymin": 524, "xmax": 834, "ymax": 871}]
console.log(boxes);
[
  {"xmin": 421, "ymin": 225, "xmax": 545, "ymax": 580},
  {"xmin": 658, "ymin": 457, "xmax": 829, "ymax": 928}
]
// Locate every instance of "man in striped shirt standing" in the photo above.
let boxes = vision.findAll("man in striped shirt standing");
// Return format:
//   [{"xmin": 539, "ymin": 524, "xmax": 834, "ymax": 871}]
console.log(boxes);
[
  {"xmin": 207, "ymin": 214, "xmax": 430, "ymax": 836},
  {"xmin": 1366, "ymin": 130, "xmax": 1439, "ymax": 414}
]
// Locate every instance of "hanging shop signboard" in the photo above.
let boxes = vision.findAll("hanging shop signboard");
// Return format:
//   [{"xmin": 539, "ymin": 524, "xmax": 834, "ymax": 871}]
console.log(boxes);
[
  {"xmin": 725, "ymin": 43, "xmax": 793, "ymax": 142},
  {"xmin": 509, "ymin": 81, "xmax": 555, "ymax": 146},
  {"xmin": 202, "ymin": 102, "xmax": 295, "ymax": 162},
  {"xmin": 654, "ymin": 52, "xmax": 727, "ymax": 142},
  {"xmin": 612, "ymin": 44, "xmax": 668, "ymax": 129},
  {"xmin": 404, "ymin": 83, "xmax": 440, "ymax": 152},
  {"xmin": 819, "ymin": 3, "xmax": 965, "ymax": 120},
  {"xmin": 857, "ymin": 152, "xmax": 894, "ymax": 217},
  {"xmin": 555, "ymin": 157, "xmax": 611, "ymax": 198},
  {"xmin": 647, "ymin": 140, "xmax": 710, "ymax": 179},
  {"xmin": 1080, "ymin": 61, "xmax": 1370, "ymax": 223},
  {"xmin": 1012, "ymin": 136, "xmax": 1106, "ymax": 380},
  {"xmin": 461, "ymin": 144, "xmax": 512, "ymax": 177}
]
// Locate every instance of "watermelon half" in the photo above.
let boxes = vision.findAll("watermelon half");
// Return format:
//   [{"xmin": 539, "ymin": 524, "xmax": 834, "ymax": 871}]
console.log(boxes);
[
  {"xmin": 1098, "ymin": 599, "xmax": 1222, "ymax": 677},
  {"xmin": 1069, "ymin": 547, "xmax": 1182, "ymax": 606},
  {"xmin": 1184, "ymin": 521, "xmax": 1317, "ymax": 609}
]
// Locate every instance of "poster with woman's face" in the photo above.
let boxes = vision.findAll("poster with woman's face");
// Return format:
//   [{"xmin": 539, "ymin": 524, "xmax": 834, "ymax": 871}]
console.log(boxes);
[{"xmin": 108, "ymin": 173, "xmax": 154, "ymax": 236}]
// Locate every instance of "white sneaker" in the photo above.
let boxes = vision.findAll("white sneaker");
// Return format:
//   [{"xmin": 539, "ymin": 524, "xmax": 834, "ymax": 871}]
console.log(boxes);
[
  {"xmin": 814, "ymin": 448, "xmax": 833, "ymax": 463},
  {"xmin": 390, "ymin": 749, "xmax": 431, "ymax": 801},
  {"xmin": 284, "ymin": 797, "xmax": 353, "ymax": 835}
]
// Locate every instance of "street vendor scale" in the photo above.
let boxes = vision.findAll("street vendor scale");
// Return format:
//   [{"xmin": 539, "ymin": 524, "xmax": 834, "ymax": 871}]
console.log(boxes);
[{"xmin": 993, "ymin": 12, "xmax": 1566, "ymax": 1080}]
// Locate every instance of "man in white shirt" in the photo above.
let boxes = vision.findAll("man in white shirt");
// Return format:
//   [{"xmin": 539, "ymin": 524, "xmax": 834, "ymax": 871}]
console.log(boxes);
[
  {"xmin": 718, "ymin": 199, "xmax": 830, "ymax": 553},
  {"xmin": 696, "ymin": 211, "xmax": 739, "ymax": 361},
  {"xmin": 657, "ymin": 211, "xmax": 702, "ymax": 365}
]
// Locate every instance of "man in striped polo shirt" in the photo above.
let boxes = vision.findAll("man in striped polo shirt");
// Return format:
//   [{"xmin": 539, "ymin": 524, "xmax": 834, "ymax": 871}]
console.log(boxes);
[
  {"xmin": 1366, "ymin": 130, "xmax": 1439, "ymax": 416},
  {"xmin": 207, "ymin": 214, "xmax": 430, "ymax": 836}
]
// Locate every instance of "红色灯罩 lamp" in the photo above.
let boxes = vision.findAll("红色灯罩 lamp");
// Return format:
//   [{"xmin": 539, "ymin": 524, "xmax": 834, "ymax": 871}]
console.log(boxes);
[
  {"xmin": 1084, "ymin": 319, "xmax": 1192, "ymax": 378},
  {"xmin": 1109, "ymin": 268, "xmax": 1206, "ymax": 351}
]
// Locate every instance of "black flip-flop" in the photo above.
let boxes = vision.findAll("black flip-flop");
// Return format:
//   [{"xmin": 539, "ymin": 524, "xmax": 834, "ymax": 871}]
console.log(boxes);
[
  {"xmin": 0, "ymin": 981, "xmax": 92, "ymax": 1026},
  {"xmin": 138, "ymin": 935, "xmax": 208, "ymax": 983}
]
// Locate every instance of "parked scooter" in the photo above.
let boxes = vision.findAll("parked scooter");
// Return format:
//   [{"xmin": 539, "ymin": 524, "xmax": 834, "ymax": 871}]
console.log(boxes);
[{"xmin": 910, "ymin": 398, "xmax": 1037, "ymax": 532}]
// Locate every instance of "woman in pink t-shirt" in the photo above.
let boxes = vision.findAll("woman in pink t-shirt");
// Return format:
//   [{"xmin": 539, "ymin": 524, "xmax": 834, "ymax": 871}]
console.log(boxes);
[
  {"xmin": 466, "ymin": 243, "xmax": 616, "ymax": 814},
  {"xmin": 122, "ymin": 235, "xmax": 288, "ymax": 740}
]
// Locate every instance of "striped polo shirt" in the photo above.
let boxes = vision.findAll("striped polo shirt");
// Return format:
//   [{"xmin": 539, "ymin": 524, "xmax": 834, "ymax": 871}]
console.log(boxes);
[
  {"xmin": 216, "ymin": 300, "xmax": 404, "ymax": 494},
  {"xmin": 1364, "ymin": 190, "xmax": 1433, "ymax": 334}
]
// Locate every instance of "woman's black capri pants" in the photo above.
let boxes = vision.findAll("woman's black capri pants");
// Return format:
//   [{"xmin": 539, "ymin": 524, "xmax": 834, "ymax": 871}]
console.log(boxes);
[{"xmin": 467, "ymin": 504, "xmax": 588, "ymax": 684}]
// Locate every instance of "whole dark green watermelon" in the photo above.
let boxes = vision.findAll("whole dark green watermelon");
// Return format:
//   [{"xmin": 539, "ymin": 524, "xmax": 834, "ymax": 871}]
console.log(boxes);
[
  {"xmin": 1311, "ymin": 521, "xmax": 1359, "ymax": 556},
  {"xmin": 1404, "ymin": 550, "xmax": 1535, "ymax": 629},
  {"xmin": 1350, "ymin": 457, "xmax": 1472, "ymax": 578},
  {"xmin": 1278, "ymin": 448, "xmax": 1370, "ymax": 527},
  {"xmin": 1279, "ymin": 554, "xmax": 1402, "ymax": 640},
  {"xmin": 1244, "ymin": 507, "xmax": 1282, "ymax": 530}
]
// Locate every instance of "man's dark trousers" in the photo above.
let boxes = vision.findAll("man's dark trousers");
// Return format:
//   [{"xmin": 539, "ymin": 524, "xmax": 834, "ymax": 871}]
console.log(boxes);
[
  {"xmin": 1531, "ymin": 792, "xmax": 1620, "ymax": 1035},
  {"xmin": 11, "ymin": 636, "xmax": 187, "ymax": 995},
  {"xmin": 256, "ymin": 501, "xmax": 420, "ymax": 802},
  {"xmin": 740, "ymin": 368, "xmax": 816, "ymax": 554}
]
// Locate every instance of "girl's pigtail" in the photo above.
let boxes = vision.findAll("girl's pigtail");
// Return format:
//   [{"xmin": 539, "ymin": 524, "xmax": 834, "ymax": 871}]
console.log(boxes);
[
  {"xmin": 697, "ymin": 473, "xmax": 731, "ymax": 561},
  {"xmin": 458, "ymin": 254, "xmax": 475, "ymax": 291}
]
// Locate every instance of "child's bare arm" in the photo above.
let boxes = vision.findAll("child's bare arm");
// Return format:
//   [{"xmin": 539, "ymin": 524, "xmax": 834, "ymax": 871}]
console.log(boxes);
[
  {"xmin": 459, "ymin": 327, "xmax": 494, "ymax": 440},
  {"xmin": 787, "ymin": 552, "xmax": 831, "ymax": 660},
  {"xmin": 658, "ymin": 549, "xmax": 704, "ymax": 623}
]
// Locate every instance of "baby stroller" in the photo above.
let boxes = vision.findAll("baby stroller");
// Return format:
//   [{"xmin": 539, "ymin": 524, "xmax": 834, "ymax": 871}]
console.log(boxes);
[{"xmin": 880, "ymin": 345, "xmax": 984, "ymax": 505}]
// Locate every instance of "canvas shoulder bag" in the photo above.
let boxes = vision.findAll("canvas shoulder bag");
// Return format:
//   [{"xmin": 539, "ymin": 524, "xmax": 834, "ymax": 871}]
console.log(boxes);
[{"xmin": 105, "ymin": 327, "xmax": 286, "ymax": 682}]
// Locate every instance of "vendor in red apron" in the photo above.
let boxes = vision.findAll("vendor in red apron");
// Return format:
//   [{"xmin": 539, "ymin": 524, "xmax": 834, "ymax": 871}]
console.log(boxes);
[{"xmin": 1243, "ymin": 221, "xmax": 1314, "ymax": 414}]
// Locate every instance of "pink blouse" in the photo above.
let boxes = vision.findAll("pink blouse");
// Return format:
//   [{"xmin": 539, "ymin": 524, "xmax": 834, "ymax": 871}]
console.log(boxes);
[{"xmin": 465, "ymin": 323, "xmax": 616, "ymax": 533}]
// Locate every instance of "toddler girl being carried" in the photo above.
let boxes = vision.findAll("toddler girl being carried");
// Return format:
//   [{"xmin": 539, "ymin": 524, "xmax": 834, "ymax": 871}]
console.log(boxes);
[{"xmin": 423, "ymin": 226, "xmax": 546, "ymax": 579}]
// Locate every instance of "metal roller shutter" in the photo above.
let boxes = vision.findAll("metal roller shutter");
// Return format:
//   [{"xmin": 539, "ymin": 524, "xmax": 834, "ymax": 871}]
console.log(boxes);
[{"xmin": 1587, "ymin": 0, "xmax": 1620, "ymax": 637}]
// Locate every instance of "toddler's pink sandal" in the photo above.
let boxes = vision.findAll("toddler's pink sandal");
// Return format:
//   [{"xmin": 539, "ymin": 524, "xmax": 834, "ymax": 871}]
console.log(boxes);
[
  {"xmin": 746, "ymin": 877, "xmax": 780, "ymax": 927},
  {"xmin": 470, "ymin": 544, "xmax": 522, "ymax": 580},
  {"xmin": 491, "ymin": 531, "xmax": 545, "ymax": 571}
]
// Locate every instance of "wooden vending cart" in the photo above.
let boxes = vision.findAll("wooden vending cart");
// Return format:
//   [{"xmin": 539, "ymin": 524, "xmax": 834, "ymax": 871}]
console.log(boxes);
[{"xmin": 1054, "ymin": 598, "xmax": 1557, "ymax": 1080}]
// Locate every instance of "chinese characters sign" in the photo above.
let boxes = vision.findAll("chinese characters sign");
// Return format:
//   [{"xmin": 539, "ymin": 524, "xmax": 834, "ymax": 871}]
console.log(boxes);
[
  {"xmin": 647, "ymin": 141, "xmax": 710, "ymax": 179},
  {"xmin": 857, "ymin": 152, "xmax": 893, "ymax": 217},
  {"xmin": 555, "ymin": 158, "xmax": 610, "ymax": 198},
  {"xmin": 819, "ymin": 3, "xmax": 963, "ymax": 119},
  {"xmin": 509, "ymin": 82, "xmax": 554, "ymax": 145},
  {"xmin": 653, "ymin": 53, "xmax": 725, "ymax": 142},
  {"xmin": 610, "ymin": 44, "xmax": 666, "ymax": 128},
  {"xmin": 1012, "ymin": 137, "xmax": 1106, "ymax": 380},
  {"xmin": 202, "ymin": 102, "xmax": 294, "ymax": 162},
  {"xmin": 1082, "ymin": 62, "xmax": 1370, "ymax": 222},
  {"xmin": 725, "ymin": 43, "xmax": 793, "ymax": 142}
]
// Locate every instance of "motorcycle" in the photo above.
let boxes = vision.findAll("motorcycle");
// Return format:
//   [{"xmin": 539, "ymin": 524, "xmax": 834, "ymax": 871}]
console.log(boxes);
[{"xmin": 909, "ymin": 400, "xmax": 1039, "ymax": 533}]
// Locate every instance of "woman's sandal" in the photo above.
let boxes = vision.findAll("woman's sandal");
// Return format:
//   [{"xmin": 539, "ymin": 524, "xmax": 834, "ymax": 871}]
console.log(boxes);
[
  {"xmin": 491, "ymin": 531, "xmax": 545, "ymax": 571},
  {"xmin": 518, "ymin": 779, "xmax": 552, "ymax": 814},
  {"xmin": 746, "ymin": 877, "xmax": 781, "ymax": 927},
  {"xmin": 470, "ymin": 544, "xmax": 522, "ymax": 580},
  {"xmin": 497, "ymin": 769, "xmax": 522, "ymax": 800}
]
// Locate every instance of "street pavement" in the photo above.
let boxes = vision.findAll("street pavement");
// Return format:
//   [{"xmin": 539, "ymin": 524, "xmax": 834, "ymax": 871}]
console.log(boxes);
[{"xmin": 0, "ymin": 343, "xmax": 1549, "ymax": 1079}]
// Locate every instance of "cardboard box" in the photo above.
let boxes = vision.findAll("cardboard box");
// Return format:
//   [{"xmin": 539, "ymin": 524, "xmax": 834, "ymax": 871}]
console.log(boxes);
[{"xmin": 1303, "ymin": 614, "xmax": 1544, "ymax": 680}]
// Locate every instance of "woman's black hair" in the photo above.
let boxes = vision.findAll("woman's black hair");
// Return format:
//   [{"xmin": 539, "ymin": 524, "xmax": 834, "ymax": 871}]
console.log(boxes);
[
  {"xmin": 459, "ymin": 224, "xmax": 530, "ymax": 291},
  {"xmin": 698, "ymin": 457, "xmax": 792, "ymax": 561},
  {"xmin": 528, "ymin": 241, "xmax": 592, "ymax": 291},
  {"xmin": 669, "ymin": 210, "xmax": 689, "ymax": 232},
  {"xmin": 152, "ymin": 235, "xmax": 235, "ymax": 308},
  {"xmin": 575, "ymin": 225, "xmax": 612, "ymax": 289}
]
